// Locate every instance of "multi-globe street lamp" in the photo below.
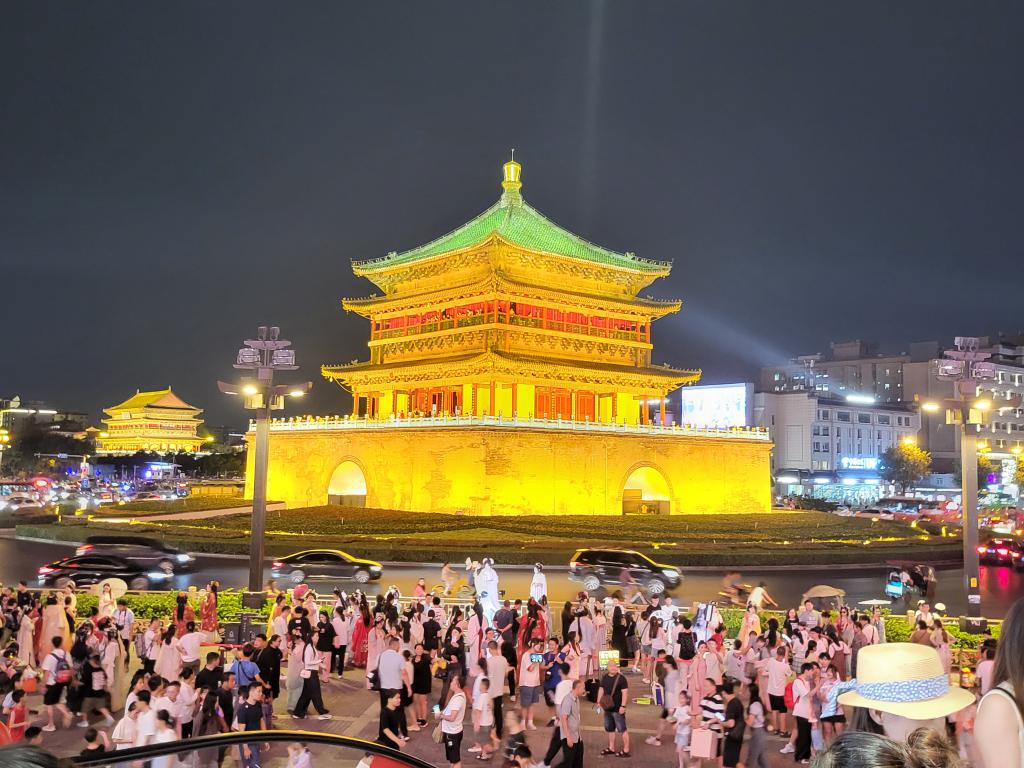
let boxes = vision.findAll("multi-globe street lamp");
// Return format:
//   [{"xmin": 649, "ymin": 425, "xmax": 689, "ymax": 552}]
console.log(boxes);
[
  {"xmin": 219, "ymin": 326, "xmax": 311, "ymax": 607},
  {"xmin": 920, "ymin": 336, "xmax": 1023, "ymax": 620}
]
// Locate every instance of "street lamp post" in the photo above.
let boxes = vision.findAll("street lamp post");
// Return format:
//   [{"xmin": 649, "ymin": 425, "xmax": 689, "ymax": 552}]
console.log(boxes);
[
  {"xmin": 219, "ymin": 326, "xmax": 311, "ymax": 608},
  {"xmin": 927, "ymin": 337, "xmax": 1022, "ymax": 619},
  {"xmin": 0, "ymin": 429, "xmax": 9, "ymax": 476}
]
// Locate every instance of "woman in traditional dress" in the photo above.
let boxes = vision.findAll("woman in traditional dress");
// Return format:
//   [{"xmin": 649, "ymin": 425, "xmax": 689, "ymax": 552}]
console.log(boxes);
[
  {"xmin": 466, "ymin": 602, "xmax": 485, "ymax": 676},
  {"xmin": 153, "ymin": 625, "xmax": 182, "ymax": 681},
  {"xmin": 17, "ymin": 604, "xmax": 36, "ymax": 667},
  {"xmin": 172, "ymin": 593, "xmax": 195, "ymax": 637},
  {"xmin": 739, "ymin": 605, "xmax": 761, "ymax": 650},
  {"xmin": 40, "ymin": 595, "xmax": 70, "ymax": 657},
  {"xmin": 687, "ymin": 639, "xmax": 708, "ymax": 716},
  {"xmin": 931, "ymin": 621, "xmax": 952, "ymax": 674},
  {"xmin": 350, "ymin": 603, "xmax": 371, "ymax": 668},
  {"xmin": 101, "ymin": 625, "xmax": 127, "ymax": 711},
  {"xmin": 200, "ymin": 582, "xmax": 219, "ymax": 640},
  {"xmin": 98, "ymin": 584, "xmax": 116, "ymax": 618},
  {"xmin": 365, "ymin": 615, "xmax": 386, "ymax": 689}
]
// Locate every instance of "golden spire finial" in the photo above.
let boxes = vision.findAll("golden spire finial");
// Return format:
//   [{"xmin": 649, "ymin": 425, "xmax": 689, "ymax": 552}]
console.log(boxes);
[{"xmin": 501, "ymin": 149, "xmax": 522, "ymax": 196}]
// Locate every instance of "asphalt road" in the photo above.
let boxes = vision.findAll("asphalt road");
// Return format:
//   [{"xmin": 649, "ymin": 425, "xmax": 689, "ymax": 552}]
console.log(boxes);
[{"xmin": 6, "ymin": 535, "xmax": 1023, "ymax": 616}]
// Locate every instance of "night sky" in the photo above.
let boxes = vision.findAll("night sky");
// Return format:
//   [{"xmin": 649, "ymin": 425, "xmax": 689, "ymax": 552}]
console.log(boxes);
[{"xmin": 3, "ymin": 3, "xmax": 1022, "ymax": 428}]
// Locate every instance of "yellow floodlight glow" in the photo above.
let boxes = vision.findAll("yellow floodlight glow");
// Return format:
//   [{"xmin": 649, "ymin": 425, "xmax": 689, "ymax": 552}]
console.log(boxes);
[
  {"xmin": 902, "ymin": 436, "xmax": 917, "ymax": 446},
  {"xmin": 242, "ymin": 385, "xmax": 259, "ymax": 396},
  {"xmin": 920, "ymin": 401, "xmax": 941, "ymax": 413},
  {"xmin": 288, "ymin": 389, "xmax": 306, "ymax": 398},
  {"xmin": 974, "ymin": 399, "xmax": 992, "ymax": 411}
]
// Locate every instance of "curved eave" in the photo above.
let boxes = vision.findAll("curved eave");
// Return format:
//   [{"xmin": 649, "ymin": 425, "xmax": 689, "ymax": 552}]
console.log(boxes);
[
  {"xmin": 352, "ymin": 231, "xmax": 671, "ymax": 279},
  {"xmin": 341, "ymin": 281, "xmax": 682, "ymax": 319}
]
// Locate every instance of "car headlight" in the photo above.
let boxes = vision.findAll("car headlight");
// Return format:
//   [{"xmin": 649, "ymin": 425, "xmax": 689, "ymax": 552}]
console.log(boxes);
[
  {"xmin": 146, "ymin": 572, "xmax": 172, "ymax": 580},
  {"xmin": 662, "ymin": 569, "xmax": 680, "ymax": 579},
  {"xmin": 175, "ymin": 554, "xmax": 192, "ymax": 562},
  {"xmin": 370, "ymin": 565, "xmax": 382, "ymax": 572}
]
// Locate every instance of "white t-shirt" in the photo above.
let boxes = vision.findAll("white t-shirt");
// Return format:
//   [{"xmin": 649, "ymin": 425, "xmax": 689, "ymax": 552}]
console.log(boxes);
[
  {"xmin": 792, "ymin": 677, "xmax": 813, "ymax": 719},
  {"xmin": 113, "ymin": 608, "xmax": 135, "ymax": 640},
  {"xmin": 151, "ymin": 728, "xmax": 178, "ymax": 768},
  {"xmin": 152, "ymin": 696, "xmax": 177, "ymax": 720},
  {"xmin": 41, "ymin": 649, "xmax": 68, "ymax": 686},
  {"xmin": 112, "ymin": 715, "xmax": 137, "ymax": 749},
  {"xmin": 179, "ymin": 632, "xmax": 203, "ymax": 663},
  {"xmin": 144, "ymin": 629, "xmax": 160, "ymax": 660},
  {"xmin": 441, "ymin": 691, "xmax": 466, "ymax": 734},
  {"xmin": 485, "ymin": 654, "xmax": 508, "ymax": 699},
  {"xmin": 766, "ymin": 658, "xmax": 790, "ymax": 697},
  {"xmin": 177, "ymin": 682, "xmax": 196, "ymax": 724},
  {"xmin": 377, "ymin": 649, "xmax": 405, "ymax": 690},
  {"xmin": 553, "ymin": 678, "xmax": 574, "ymax": 709},
  {"xmin": 519, "ymin": 655, "xmax": 541, "ymax": 687},
  {"xmin": 748, "ymin": 586, "xmax": 766, "ymax": 608},
  {"xmin": 331, "ymin": 616, "xmax": 349, "ymax": 645},
  {"xmin": 134, "ymin": 709, "xmax": 157, "ymax": 746}
]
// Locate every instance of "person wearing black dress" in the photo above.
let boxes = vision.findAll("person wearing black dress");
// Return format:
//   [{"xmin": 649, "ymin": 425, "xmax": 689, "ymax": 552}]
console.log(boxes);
[
  {"xmin": 411, "ymin": 643, "xmax": 432, "ymax": 728},
  {"xmin": 315, "ymin": 611, "xmax": 335, "ymax": 675},
  {"xmin": 438, "ymin": 627, "xmax": 465, "ymax": 706},
  {"xmin": 254, "ymin": 635, "xmax": 283, "ymax": 701}
]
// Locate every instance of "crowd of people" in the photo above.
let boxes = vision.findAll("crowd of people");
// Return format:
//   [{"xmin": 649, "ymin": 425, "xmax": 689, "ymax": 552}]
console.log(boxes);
[{"xmin": 0, "ymin": 568, "xmax": 1018, "ymax": 768}]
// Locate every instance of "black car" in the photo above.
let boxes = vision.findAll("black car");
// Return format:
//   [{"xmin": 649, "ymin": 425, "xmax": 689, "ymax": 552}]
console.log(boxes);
[
  {"xmin": 978, "ymin": 537, "xmax": 1024, "ymax": 569},
  {"xmin": 75, "ymin": 535, "xmax": 196, "ymax": 573},
  {"xmin": 37, "ymin": 554, "xmax": 174, "ymax": 590},
  {"xmin": 567, "ymin": 548, "xmax": 681, "ymax": 595},
  {"xmin": 271, "ymin": 549, "xmax": 383, "ymax": 585}
]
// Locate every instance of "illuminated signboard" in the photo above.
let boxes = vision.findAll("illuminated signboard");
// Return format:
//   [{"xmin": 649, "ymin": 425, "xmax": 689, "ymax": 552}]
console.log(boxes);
[
  {"xmin": 840, "ymin": 457, "xmax": 879, "ymax": 470},
  {"xmin": 679, "ymin": 383, "xmax": 751, "ymax": 428}
]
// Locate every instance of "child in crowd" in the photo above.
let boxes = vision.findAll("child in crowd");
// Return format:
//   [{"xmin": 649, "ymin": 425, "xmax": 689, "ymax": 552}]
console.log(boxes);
[{"xmin": 673, "ymin": 690, "xmax": 693, "ymax": 768}]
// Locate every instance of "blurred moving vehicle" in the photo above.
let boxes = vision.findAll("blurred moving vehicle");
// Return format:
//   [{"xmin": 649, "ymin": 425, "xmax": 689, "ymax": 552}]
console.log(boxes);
[
  {"xmin": 977, "ymin": 537, "xmax": 1024, "ymax": 569},
  {"xmin": 271, "ymin": 549, "xmax": 383, "ymax": 584},
  {"xmin": 75, "ymin": 535, "xmax": 196, "ymax": 573},
  {"xmin": 38, "ymin": 554, "xmax": 173, "ymax": 590},
  {"xmin": 568, "ymin": 548, "xmax": 681, "ymax": 595}
]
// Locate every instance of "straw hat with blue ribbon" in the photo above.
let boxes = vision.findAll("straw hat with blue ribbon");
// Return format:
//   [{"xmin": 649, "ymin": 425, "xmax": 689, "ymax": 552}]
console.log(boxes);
[{"xmin": 824, "ymin": 643, "xmax": 973, "ymax": 720}]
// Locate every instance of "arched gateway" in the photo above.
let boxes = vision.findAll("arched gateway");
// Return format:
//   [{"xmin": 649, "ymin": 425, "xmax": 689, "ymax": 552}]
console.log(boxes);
[
  {"xmin": 327, "ymin": 460, "xmax": 367, "ymax": 507},
  {"xmin": 622, "ymin": 464, "xmax": 672, "ymax": 515}
]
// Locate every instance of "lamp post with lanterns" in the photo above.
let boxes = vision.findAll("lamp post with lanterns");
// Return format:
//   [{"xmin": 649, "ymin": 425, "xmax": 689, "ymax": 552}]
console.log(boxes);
[
  {"xmin": 920, "ymin": 337, "xmax": 1023, "ymax": 619},
  {"xmin": 219, "ymin": 327, "xmax": 311, "ymax": 606},
  {"xmin": 0, "ymin": 429, "xmax": 9, "ymax": 476}
]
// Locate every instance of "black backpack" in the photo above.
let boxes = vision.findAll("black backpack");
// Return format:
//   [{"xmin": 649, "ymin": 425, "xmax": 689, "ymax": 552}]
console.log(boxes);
[{"xmin": 678, "ymin": 630, "xmax": 696, "ymax": 661}]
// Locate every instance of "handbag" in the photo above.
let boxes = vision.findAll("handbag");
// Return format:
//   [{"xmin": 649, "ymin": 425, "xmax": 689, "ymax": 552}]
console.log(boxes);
[
  {"xmin": 599, "ymin": 674, "xmax": 624, "ymax": 711},
  {"xmin": 432, "ymin": 723, "xmax": 443, "ymax": 744},
  {"xmin": 691, "ymin": 727, "xmax": 716, "ymax": 759}
]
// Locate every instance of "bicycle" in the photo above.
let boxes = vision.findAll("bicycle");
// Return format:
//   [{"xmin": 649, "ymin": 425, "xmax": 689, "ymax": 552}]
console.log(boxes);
[{"xmin": 429, "ymin": 579, "xmax": 476, "ymax": 599}]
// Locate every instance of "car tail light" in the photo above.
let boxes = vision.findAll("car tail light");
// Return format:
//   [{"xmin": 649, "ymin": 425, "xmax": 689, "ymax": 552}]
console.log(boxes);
[
  {"xmin": 997, "ymin": 548, "xmax": 1009, "ymax": 556},
  {"xmin": 75, "ymin": 544, "xmax": 93, "ymax": 555},
  {"xmin": 37, "ymin": 566, "xmax": 54, "ymax": 575},
  {"xmin": 272, "ymin": 561, "xmax": 283, "ymax": 568},
  {"xmin": 569, "ymin": 561, "xmax": 579, "ymax": 569},
  {"xmin": 977, "ymin": 546, "xmax": 987, "ymax": 554}
]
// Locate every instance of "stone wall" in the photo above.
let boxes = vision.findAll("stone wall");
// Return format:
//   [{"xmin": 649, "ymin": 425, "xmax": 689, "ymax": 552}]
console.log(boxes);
[{"xmin": 245, "ymin": 426, "xmax": 772, "ymax": 515}]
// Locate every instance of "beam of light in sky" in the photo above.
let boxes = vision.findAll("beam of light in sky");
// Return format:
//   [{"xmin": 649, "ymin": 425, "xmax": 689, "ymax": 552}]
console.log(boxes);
[{"xmin": 665, "ymin": 302, "xmax": 795, "ymax": 370}]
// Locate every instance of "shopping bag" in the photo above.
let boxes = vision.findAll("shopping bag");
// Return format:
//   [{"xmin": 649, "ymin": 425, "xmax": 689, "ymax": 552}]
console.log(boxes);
[{"xmin": 690, "ymin": 727, "xmax": 716, "ymax": 759}]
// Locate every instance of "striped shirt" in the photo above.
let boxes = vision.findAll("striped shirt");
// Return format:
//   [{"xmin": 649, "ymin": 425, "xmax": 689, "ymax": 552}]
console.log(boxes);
[{"xmin": 700, "ymin": 693, "xmax": 724, "ymax": 735}]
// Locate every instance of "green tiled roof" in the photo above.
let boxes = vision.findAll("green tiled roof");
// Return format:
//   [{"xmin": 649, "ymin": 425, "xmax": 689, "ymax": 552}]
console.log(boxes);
[{"xmin": 353, "ymin": 192, "xmax": 670, "ymax": 273}]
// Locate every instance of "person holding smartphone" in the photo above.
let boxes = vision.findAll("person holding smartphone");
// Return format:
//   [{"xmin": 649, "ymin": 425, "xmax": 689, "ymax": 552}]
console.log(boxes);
[
  {"xmin": 517, "ymin": 639, "xmax": 544, "ymax": 730},
  {"xmin": 437, "ymin": 673, "xmax": 467, "ymax": 768}
]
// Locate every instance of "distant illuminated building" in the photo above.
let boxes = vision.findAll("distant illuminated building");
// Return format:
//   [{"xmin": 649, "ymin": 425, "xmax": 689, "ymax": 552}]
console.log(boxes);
[
  {"xmin": 249, "ymin": 159, "xmax": 771, "ymax": 515},
  {"xmin": 98, "ymin": 388, "xmax": 205, "ymax": 454}
]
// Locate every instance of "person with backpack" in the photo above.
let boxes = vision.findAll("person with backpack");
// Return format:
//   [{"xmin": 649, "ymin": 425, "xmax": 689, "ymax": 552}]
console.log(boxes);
[
  {"xmin": 138, "ymin": 618, "xmax": 160, "ymax": 675},
  {"xmin": 40, "ymin": 635, "xmax": 73, "ymax": 731}
]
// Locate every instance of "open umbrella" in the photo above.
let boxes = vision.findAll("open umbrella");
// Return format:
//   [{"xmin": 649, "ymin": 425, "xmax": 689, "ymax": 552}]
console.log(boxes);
[
  {"xmin": 857, "ymin": 598, "xmax": 892, "ymax": 606},
  {"xmin": 91, "ymin": 578, "xmax": 128, "ymax": 600}
]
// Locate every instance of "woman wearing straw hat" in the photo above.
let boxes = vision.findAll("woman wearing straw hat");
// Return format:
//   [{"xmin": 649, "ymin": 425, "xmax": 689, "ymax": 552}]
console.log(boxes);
[
  {"xmin": 821, "ymin": 643, "xmax": 973, "ymax": 745},
  {"xmin": 974, "ymin": 596, "xmax": 1024, "ymax": 768}
]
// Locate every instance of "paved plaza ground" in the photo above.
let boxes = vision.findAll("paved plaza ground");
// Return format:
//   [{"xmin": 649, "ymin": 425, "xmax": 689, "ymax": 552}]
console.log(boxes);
[{"xmin": 24, "ymin": 660, "xmax": 808, "ymax": 768}]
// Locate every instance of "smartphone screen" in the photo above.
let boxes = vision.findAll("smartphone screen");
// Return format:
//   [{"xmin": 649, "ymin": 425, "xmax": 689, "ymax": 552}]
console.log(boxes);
[{"xmin": 531, "ymin": 653, "xmax": 544, "ymax": 663}]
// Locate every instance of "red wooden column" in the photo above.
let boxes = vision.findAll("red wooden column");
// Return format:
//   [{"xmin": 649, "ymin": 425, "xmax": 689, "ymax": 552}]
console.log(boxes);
[
  {"xmin": 511, "ymin": 383, "xmax": 518, "ymax": 416},
  {"xmin": 611, "ymin": 393, "xmax": 618, "ymax": 423},
  {"xmin": 489, "ymin": 381, "xmax": 496, "ymax": 416},
  {"xmin": 351, "ymin": 389, "xmax": 359, "ymax": 417},
  {"xmin": 660, "ymin": 397, "xmax": 666, "ymax": 426}
]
